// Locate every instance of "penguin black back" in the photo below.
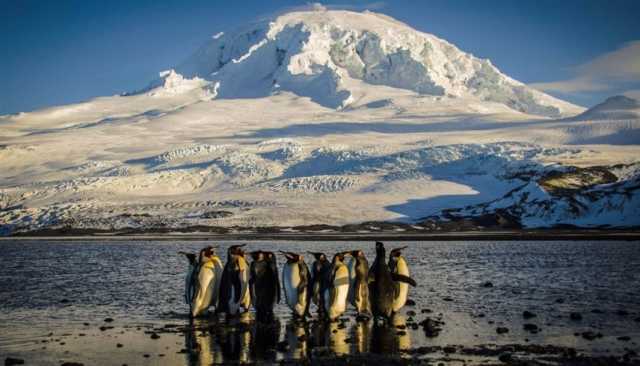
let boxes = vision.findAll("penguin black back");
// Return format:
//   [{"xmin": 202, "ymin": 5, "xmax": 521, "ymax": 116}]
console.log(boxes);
[
  {"xmin": 250, "ymin": 250, "xmax": 279, "ymax": 322},
  {"xmin": 368, "ymin": 242, "xmax": 396, "ymax": 319}
]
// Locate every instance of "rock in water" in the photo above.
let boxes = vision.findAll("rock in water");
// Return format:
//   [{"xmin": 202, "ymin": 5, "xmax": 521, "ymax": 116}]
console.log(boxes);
[{"xmin": 5, "ymin": 358, "xmax": 25, "ymax": 366}]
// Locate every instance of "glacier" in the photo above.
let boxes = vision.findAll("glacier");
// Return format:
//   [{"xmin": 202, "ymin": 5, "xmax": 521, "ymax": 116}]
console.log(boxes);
[{"xmin": 1, "ymin": 8, "xmax": 639, "ymax": 235}]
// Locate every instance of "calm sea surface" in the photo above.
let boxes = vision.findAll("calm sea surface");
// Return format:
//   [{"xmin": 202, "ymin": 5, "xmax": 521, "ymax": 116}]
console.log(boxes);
[{"xmin": 1, "ymin": 240, "xmax": 639, "ymax": 364}]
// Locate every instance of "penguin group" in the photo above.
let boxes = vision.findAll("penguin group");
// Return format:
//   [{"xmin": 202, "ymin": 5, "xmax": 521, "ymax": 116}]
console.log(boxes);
[{"xmin": 179, "ymin": 241, "xmax": 416, "ymax": 322}]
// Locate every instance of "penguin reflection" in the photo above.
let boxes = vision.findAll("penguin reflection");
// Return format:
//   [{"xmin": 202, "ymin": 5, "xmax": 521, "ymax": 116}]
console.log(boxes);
[
  {"xmin": 351, "ymin": 319, "xmax": 371, "ymax": 354},
  {"xmin": 251, "ymin": 316, "xmax": 280, "ymax": 362},
  {"xmin": 216, "ymin": 313, "xmax": 252, "ymax": 363},
  {"xmin": 285, "ymin": 319, "xmax": 309, "ymax": 360},
  {"xmin": 184, "ymin": 318, "xmax": 223, "ymax": 366},
  {"xmin": 328, "ymin": 321, "xmax": 349, "ymax": 356},
  {"xmin": 370, "ymin": 314, "xmax": 411, "ymax": 354}
]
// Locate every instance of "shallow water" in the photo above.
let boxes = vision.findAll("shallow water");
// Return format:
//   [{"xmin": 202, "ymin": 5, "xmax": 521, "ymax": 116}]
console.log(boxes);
[{"xmin": 1, "ymin": 240, "xmax": 639, "ymax": 365}]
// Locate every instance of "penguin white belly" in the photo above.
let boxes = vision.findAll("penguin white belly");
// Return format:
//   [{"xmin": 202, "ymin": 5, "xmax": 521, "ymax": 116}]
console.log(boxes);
[
  {"xmin": 392, "ymin": 258, "xmax": 410, "ymax": 312},
  {"xmin": 192, "ymin": 266, "xmax": 215, "ymax": 317},
  {"xmin": 228, "ymin": 260, "xmax": 251, "ymax": 315},
  {"xmin": 327, "ymin": 266, "xmax": 349, "ymax": 320},
  {"xmin": 283, "ymin": 263, "xmax": 304, "ymax": 315}
]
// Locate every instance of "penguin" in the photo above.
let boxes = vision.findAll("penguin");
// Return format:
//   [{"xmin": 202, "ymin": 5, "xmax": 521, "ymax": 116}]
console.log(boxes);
[
  {"xmin": 388, "ymin": 246, "xmax": 411, "ymax": 312},
  {"xmin": 323, "ymin": 252, "xmax": 350, "ymax": 321},
  {"xmin": 190, "ymin": 246, "xmax": 224, "ymax": 318},
  {"xmin": 346, "ymin": 249, "xmax": 372, "ymax": 319},
  {"xmin": 249, "ymin": 250, "xmax": 280, "ymax": 322},
  {"xmin": 280, "ymin": 251, "xmax": 310, "ymax": 318},
  {"xmin": 308, "ymin": 252, "xmax": 331, "ymax": 316},
  {"xmin": 368, "ymin": 242, "xmax": 416, "ymax": 320},
  {"xmin": 178, "ymin": 251, "xmax": 198, "ymax": 311},
  {"xmin": 219, "ymin": 244, "xmax": 251, "ymax": 316}
]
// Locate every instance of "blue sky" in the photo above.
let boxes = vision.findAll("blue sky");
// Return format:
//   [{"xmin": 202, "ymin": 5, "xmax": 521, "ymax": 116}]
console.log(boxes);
[{"xmin": 1, "ymin": 0, "xmax": 639, "ymax": 114}]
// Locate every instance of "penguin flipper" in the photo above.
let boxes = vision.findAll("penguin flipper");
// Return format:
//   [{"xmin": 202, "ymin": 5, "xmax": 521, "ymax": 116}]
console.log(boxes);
[
  {"xmin": 391, "ymin": 273, "xmax": 417, "ymax": 287},
  {"xmin": 232, "ymin": 269, "xmax": 242, "ymax": 303}
]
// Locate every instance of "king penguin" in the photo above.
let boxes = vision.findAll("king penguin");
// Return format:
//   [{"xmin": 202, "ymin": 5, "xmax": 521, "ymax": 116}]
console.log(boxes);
[
  {"xmin": 389, "ymin": 246, "xmax": 411, "ymax": 312},
  {"xmin": 249, "ymin": 250, "xmax": 280, "ymax": 322},
  {"xmin": 189, "ymin": 246, "xmax": 224, "ymax": 318},
  {"xmin": 323, "ymin": 252, "xmax": 350, "ymax": 321},
  {"xmin": 280, "ymin": 251, "xmax": 310, "ymax": 318},
  {"xmin": 369, "ymin": 242, "xmax": 417, "ymax": 320},
  {"xmin": 179, "ymin": 251, "xmax": 198, "ymax": 312},
  {"xmin": 219, "ymin": 244, "xmax": 251, "ymax": 316},
  {"xmin": 346, "ymin": 249, "xmax": 372, "ymax": 319},
  {"xmin": 308, "ymin": 252, "xmax": 331, "ymax": 316}
]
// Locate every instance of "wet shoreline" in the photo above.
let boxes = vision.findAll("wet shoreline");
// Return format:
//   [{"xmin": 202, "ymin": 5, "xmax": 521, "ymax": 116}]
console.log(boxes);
[
  {"xmin": 1, "ymin": 239, "xmax": 639, "ymax": 365},
  {"xmin": 3, "ymin": 309, "xmax": 639, "ymax": 365},
  {"xmin": 3, "ymin": 229, "xmax": 640, "ymax": 241}
]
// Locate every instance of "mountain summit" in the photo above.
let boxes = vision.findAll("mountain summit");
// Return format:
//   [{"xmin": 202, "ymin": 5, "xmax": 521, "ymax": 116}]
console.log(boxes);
[{"xmin": 150, "ymin": 9, "xmax": 579, "ymax": 117}]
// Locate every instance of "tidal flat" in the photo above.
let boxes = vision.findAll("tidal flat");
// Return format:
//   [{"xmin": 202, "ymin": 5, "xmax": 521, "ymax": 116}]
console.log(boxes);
[{"xmin": 1, "ymin": 240, "xmax": 639, "ymax": 365}]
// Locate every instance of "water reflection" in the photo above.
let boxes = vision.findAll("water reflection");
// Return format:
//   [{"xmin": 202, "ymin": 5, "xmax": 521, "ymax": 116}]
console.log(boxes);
[{"xmin": 183, "ymin": 314, "xmax": 411, "ymax": 364}]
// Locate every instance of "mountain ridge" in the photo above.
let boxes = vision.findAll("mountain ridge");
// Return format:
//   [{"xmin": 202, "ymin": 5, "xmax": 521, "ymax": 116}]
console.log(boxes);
[{"xmin": 142, "ymin": 9, "xmax": 582, "ymax": 117}]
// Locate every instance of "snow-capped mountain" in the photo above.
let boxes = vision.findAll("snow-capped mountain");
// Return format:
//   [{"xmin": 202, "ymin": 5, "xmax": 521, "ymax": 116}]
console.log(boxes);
[
  {"xmin": 0, "ymin": 9, "xmax": 638, "ymax": 235},
  {"xmin": 154, "ymin": 10, "xmax": 580, "ymax": 117}
]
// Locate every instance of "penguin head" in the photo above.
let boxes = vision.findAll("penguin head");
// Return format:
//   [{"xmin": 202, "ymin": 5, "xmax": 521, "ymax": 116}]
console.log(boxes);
[
  {"xmin": 201, "ymin": 246, "xmax": 216, "ymax": 262},
  {"xmin": 279, "ymin": 251, "xmax": 302, "ymax": 263},
  {"xmin": 264, "ymin": 251, "xmax": 277, "ymax": 263},
  {"xmin": 250, "ymin": 251, "xmax": 265, "ymax": 261},
  {"xmin": 350, "ymin": 250, "xmax": 364, "ymax": 258},
  {"xmin": 375, "ymin": 241, "xmax": 386, "ymax": 256},
  {"xmin": 308, "ymin": 252, "xmax": 327, "ymax": 262},
  {"xmin": 228, "ymin": 244, "xmax": 247, "ymax": 257},
  {"xmin": 332, "ymin": 251, "xmax": 348, "ymax": 263},
  {"xmin": 389, "ymin": 246, "xmax": 408, "ymax": 259},
  {"xmin": 178, "ymin": 251, "xmax": 197, "ymax": 266}
]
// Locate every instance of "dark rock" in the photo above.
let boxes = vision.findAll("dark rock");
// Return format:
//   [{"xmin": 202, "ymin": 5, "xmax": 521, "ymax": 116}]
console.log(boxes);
[
  {"xmin": 143, "ymin": 354, "xmax": 150, "ymax": 358},
  {"xmin": 616, "ymin": 310, "xmax": 629, "ymax": 316},
  {"xmin": 443, "ymin": 346, "xmax": 456, "ymax": 354},
  {"xmin": 476, "ymin": 313, "xmax": 486, "ymax": 318},
  {"xmin": 635, "ymin": 317, "xmax": 640, "ymax": 322},
  {"xmin": 482, "ymin": 281, "xmax": 494, "ymax": 288},
  {"xmin": 60, "ymin": 299, "xmax": 70, "ymax": 304},
  {"xmin": 5, "ymin": 358, "xmax": 25, "ymax": 366},
  {"xmin": 116, "ymin": 343, "xmax": 123, "ymax": 348},
  {"xmin": 150, "ymin": 333, "xmax": 160, "ymax": 340},
  {"xmin": 498, "ymin": 353, "xmax": 513, "ymax": 363},
  {"xmin": 421, "ymin": 309, "xmax": 432, "ymax": 314},
  {"xmin": 570, "ymin": 312, "xmax": 583, "ymax": 321},
  {"xmin": 99, "ymin": 326, "xmax": 113, "ymax": 331},
  {"xmin": 60, "ymin": 363, "xmax": 83, "ymax": 366},
  {"xmin": 406, "ymin": 310, "xmax": 416, "ymax": 317},
  {"xmin": 104, "ymin": 318, "xmax": 114, "ymax": 323},
  {"xmin": 405, "ymin": 299, "xmax": 416, "ymax": 306},
  {"xmin": 420, "ymin": 317, "xmax": 444, "ymax": 337},
  {"xmin": 617, "ymin": 336, "xmax": 631, "ymax": 341},
  {"xmin": 496, "ymin": 327, "xmax": 509, "ymax": 334},
  {"xmin": 555, "ymin": 298, "xmax": 565, "ymax": 304},
  {"xmin": 523, "ymin": 323, "xmax": 538, "ymax": 332},
  {"xmin": 522, "ymin": 311, "xmax": 536, "ymax": 319},
  {"xmin": 581, "ymin": 331, "xmax": 603, "ymax": 341},
  {"xmin": 83, "ymin": 323, "xmax": 89, "ymax": 326},
  {"xmin": 591, "ymin": 309, "xmax": 604, "ymax": 314},
  {"xmin": 442, "ymin": 297, "xmax": 453, "ymax": 302}
]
